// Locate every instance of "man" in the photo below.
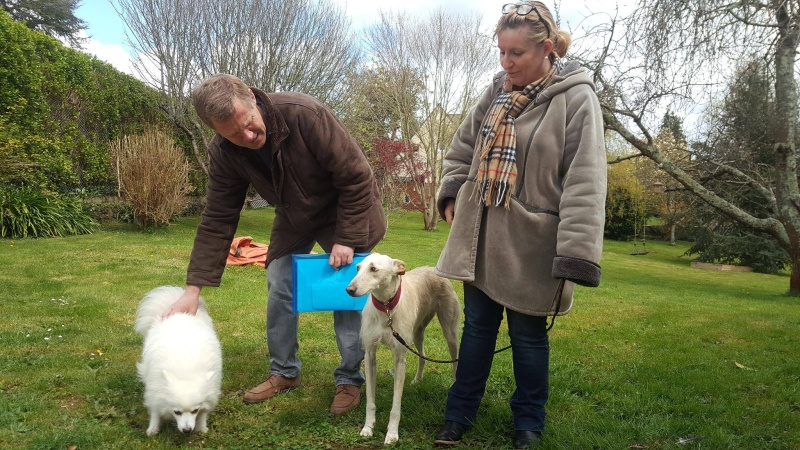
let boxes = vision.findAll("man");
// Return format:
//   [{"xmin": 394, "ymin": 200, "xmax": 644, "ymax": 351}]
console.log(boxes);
[{"xmin": 165, "ymin": 74, "xmax": 386, "ymax": 415}]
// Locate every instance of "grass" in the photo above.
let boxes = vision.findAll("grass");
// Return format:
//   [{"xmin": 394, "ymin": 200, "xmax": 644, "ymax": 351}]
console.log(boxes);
[{"xmin": 1, "ymin": 209, "xmax": 798, "ymax": 449}]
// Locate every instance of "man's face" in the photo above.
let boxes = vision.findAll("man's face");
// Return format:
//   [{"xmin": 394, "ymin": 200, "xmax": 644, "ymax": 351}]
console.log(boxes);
[{"xmin": 212, "ymin": 95, "xmax": 267, "ymax": 149}]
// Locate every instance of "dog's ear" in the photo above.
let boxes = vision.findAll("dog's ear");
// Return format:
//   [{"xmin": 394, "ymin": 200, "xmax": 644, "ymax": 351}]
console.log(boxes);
[{"xmin": 393, "ymin": 259, "xmax": 407, "ymax": 275}]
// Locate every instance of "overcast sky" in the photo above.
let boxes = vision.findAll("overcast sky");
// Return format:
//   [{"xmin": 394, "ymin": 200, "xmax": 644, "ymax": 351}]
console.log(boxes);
[{"xmin": 73, "ymin": 0, "xmax": 634, "ymax": 77}]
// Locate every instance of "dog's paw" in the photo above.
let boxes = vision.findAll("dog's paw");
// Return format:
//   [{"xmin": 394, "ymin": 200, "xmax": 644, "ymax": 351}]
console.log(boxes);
[
  {"xmin": 360, "ymin": 426, "xmax": 373, "ymax": 437},
  {"xmin": 196, "ymin": 424, "xmax": 208, "ymax": 433},
  {"xmin": 146, "ymin": 425, "xmax": 159, "ymax": 436},
  {"xmin": 384, "ymin": 432, "xmax": 399, "ymax": 444}
]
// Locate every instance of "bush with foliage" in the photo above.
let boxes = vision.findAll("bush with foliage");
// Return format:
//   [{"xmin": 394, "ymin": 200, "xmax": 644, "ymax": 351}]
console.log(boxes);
[
  {"xmin": 605, "ymin": 161, "xmax": 647, "ymax": 241},
  {"xmin": 369, "ymin": 138, "xmax": 428, "ymax": 213},
  {"xmin": 683, "ymin": 200, "xmax": 790, "ymax": 274},
  {"xmin": 0, "ymin": 11, "xmax": 164, "ymax": 193},
  {"xmin": 0, "ymin": 185, "xmax": 95, "ymax": 238},
  {"xmin": 111, "ymin": 128, "xmax": 190, "ymax": 229},
  {"xmin": 85, "ymin": 199, "xmax": 135, "ymax": 224},
  {"xmin": 685, "ymin": 226, "xmax": 789, "ymax": 274}
]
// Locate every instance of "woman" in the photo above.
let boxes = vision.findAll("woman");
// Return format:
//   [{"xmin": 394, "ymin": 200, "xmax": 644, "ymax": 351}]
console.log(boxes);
[{"xmin": 432, "ymin": 2, "xmax": 607, "ymax": 448}]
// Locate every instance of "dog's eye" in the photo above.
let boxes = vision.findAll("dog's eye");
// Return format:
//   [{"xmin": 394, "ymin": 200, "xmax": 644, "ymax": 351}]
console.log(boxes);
[
  {"xmin": 174, "ymin": 410, "xmax": 182, "ymax": 415},
  {"xmin": 370, "ymin": 266, "xmax": 378, "ymax": 272},
  {"xmin": 191, "ymin": 408, "xmax": 199, "ymax": 414}
]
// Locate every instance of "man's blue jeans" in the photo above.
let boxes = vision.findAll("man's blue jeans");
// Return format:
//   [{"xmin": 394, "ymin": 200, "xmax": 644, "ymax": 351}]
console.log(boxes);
[
  {"xmin": 444, "ymin": 283, "xmax": 549, "ymax": 432},
  {"xmin": 265, "ymin": 241, "xmax": 365, "ymax": 386}
]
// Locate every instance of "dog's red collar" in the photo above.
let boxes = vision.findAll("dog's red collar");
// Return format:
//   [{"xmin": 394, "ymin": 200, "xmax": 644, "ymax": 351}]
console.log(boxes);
[{"xmin": 371, "ymin": 281, "xmax": 401, "ymax": 313}]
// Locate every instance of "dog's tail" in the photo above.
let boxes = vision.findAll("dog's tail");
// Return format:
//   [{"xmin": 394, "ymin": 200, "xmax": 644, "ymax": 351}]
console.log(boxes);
[{"xmin": 134, "ymin": 285, "xmax": 207, "ymax": 337}]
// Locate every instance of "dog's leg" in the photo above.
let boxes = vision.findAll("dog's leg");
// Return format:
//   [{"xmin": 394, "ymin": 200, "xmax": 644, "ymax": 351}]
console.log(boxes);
[
  {"xmin": 440, "ymin": 301, "xmax": 461, "ymax": 380},
  {"xmin": 145, "ymin": 410, "xmax": 161, "ymax": 436},
  {"xmin": 360, "ymin": 346, "xmax": 377, "ymax": 438},
  {"xmin": 385, "ymin": 348, "xmax": 407, "ymax": 444},
  {"xmin": 412, "ymin": 327, "xmax": 425, "ymax": 384},
  {"xmin": 196, "ymin": 410, "xmax": 209, "ymax": 433}
]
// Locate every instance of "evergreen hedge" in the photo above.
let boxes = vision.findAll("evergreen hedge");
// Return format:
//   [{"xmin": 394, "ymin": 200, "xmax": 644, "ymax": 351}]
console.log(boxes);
[{"xmin": 0, "ymin": 11, "xmax": 164, "ymax": 193}]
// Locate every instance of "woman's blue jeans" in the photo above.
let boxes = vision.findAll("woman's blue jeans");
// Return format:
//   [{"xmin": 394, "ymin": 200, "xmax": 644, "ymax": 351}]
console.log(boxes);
[{"xmin": 444, "ymin": 283, "xmax": 549, "ymax": 433}]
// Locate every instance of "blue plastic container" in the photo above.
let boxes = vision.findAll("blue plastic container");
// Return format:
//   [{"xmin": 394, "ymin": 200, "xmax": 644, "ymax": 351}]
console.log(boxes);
[{"xmin": 291, "ymin": 253, "xmax": 370, "ymax": 312}]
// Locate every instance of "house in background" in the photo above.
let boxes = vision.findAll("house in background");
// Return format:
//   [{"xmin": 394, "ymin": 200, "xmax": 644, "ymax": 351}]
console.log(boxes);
[{"xmin": 397, "ymin": 106, "xmax": 462, "ymax": 211}]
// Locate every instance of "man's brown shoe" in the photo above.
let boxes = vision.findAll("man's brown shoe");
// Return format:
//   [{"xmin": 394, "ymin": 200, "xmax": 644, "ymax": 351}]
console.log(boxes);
[
  {"xmin": 329, "ymin": 384, "xmax": 361, "ymax": 415},
  {"xmin": 242, "ymin": 375, "xmax": 301, "ymax": 404}
]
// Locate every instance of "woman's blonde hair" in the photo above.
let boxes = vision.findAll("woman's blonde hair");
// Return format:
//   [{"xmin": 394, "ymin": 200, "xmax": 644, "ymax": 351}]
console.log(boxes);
[
  {"xmin": 191, "ymin": 74, "xmax": 255, "ymax": 127},
  {"xmin": 496, "ymin": 1, "xmax": 571, "ymax": 62}
]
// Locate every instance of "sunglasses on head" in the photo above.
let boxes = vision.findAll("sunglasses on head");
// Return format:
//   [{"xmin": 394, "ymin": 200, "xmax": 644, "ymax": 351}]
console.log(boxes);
[{"xmin": 502, "ymin": 3, "xmax": 552, "ymax": 38}]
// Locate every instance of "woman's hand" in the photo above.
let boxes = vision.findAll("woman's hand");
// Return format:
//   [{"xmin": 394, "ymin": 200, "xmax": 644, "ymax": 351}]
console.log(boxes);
[{"xmin": 444, "ymin": 199, "xmax": 456, "ymax": 224}]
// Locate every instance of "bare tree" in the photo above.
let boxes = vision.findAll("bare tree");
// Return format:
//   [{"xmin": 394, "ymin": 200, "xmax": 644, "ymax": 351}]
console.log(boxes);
[
  {"xmin": 115, "ymin": 0, "xmax": 359, "ymax": 174},
  {"xmin": 340, "ymin": 66, "xmax": 426, "ymax": 148},
  {"xmin": 365, "ymin": 9, "xmax": 495, "ymax": 231},
  {"xmin": 116, "ymin": 0, "xmax": 207, "ymax": 173},
  {"xmin": 586, "ymin": 1, "xmax": 800, "ymax": 294}
]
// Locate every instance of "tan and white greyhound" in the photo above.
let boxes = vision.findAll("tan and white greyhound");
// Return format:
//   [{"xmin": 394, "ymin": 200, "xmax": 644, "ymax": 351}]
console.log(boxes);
[{"xmin": 346, "ymin": 253, "xmax": 460, "ymax": 445}]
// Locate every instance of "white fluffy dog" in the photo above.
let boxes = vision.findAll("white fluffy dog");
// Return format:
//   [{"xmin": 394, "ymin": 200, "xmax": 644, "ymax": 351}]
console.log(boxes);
[
  {"xmin": 135, "ymin": 286, "xmax": 222, "ymax": 436},
  {"xmin": 346, "ymin": 253, "xmax": 460, "ymax": 444}
]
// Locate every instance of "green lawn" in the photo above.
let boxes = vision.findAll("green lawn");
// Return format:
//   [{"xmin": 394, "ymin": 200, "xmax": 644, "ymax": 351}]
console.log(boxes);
[{"xmin": 1, "ymin": 209, "xmax": 798, "ymax": 449}]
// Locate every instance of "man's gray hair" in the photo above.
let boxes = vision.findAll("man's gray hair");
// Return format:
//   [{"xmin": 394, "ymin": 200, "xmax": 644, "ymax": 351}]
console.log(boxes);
[{"xmin": 191, "ymin": 74, "xmax": 254, "ymax": 127}]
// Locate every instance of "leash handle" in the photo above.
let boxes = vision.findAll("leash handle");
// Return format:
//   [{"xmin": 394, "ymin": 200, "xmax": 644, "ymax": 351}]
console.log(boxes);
[{"xmin": 546, "ymin": 279, "xmax": 566, "ymax": 332}]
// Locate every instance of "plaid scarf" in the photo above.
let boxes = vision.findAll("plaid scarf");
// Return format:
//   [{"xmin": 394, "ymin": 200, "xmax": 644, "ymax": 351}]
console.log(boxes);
[{"xmin": 473, "ymin": 65, "xmax": 557, "ymax": 208}]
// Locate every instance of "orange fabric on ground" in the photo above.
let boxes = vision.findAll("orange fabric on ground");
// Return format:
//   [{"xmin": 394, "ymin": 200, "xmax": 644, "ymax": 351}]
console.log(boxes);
[{"xmin": 226, "ymin": 236, "xmax": 268, "ymax": 267}]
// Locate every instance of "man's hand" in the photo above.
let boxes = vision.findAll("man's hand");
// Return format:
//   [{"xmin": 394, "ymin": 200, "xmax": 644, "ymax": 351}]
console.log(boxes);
[
  {"xmin": 329, "ymin": 243, "xmax": 355, "ymax": 270},
  {"xmin": 163, "ymin": 285, "xmax": 201, "ymax": 317},
  {"xmin": 444, "ymin": 199, "xmax": 456, "ymax": 224}
]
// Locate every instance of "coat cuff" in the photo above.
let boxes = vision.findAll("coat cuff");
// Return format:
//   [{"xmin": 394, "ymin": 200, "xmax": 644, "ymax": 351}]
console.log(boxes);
[{"xmin": 552, "ymin": 256, "xmax": 601, "ymax": 287}]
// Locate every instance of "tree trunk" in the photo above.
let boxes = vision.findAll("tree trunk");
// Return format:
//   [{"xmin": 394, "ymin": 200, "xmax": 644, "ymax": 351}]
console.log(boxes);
[
  {"xmin": 423, "ymin": 194, "xmax": 438, "ymax": 231},
  {"xmin": 790, "ymin": 251, "xmax": 800, "ymax": 294},
  {"xmin": 772, "ymin": 3, "xmax": 800, "ymax": 295}
]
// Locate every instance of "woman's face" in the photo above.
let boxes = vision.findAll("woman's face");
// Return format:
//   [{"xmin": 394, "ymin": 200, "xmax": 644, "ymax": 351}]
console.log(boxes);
[{"xmin": 497, "ymin": 26, "xmax": 552, "ymax": 87}]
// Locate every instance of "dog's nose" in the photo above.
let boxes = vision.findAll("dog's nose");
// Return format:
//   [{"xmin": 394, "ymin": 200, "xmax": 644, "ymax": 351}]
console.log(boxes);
[
  {"xmin": 346, "ymin": 285, "xmax": 356, "ymax": 296},
  {"xmin": 181, "ymin": 427, "xmax": 193, "ymax": 434}
]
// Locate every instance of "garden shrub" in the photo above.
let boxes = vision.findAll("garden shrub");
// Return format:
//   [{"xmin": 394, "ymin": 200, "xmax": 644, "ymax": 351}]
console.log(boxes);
[
  {"xmin": 85, "ymin": 199, "xmax": 135, "ymax": 224},
  {"xmin": 685, "ymin": 222, "xmax": 790, "ymax": 274},
  {"xmin": 181, "ymin": 196, "xmax": 206, "ymax": 217},
  {"xmin": 605, "ymin": 162, "xmax": 647, "ymax": 241},
  {"xmin": 0, "ymin": 185, "xmax": 96, "ymax": 238},
  {"xmin": 111, "ymin": 128, "xmax": 190, "ymax": 229}
]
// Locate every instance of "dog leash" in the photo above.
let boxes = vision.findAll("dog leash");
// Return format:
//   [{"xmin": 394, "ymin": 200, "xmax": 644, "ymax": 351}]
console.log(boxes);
[
  {"xmin": 376, "ymin": 279, "xmax": 565, "ymax": 364},
  {"xmin": 384, "ymin": 311, "xmax": 513, "ymax": 364}
]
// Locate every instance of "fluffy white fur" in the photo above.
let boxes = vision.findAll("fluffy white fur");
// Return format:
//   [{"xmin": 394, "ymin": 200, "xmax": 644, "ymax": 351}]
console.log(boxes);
[
  {"xmin": 346, "ymin": 253, "xmax": 460, "ymax": 445},
  {"xmin": 135, "ymin": 286, "xmax": 222, "ymax": 436}
]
